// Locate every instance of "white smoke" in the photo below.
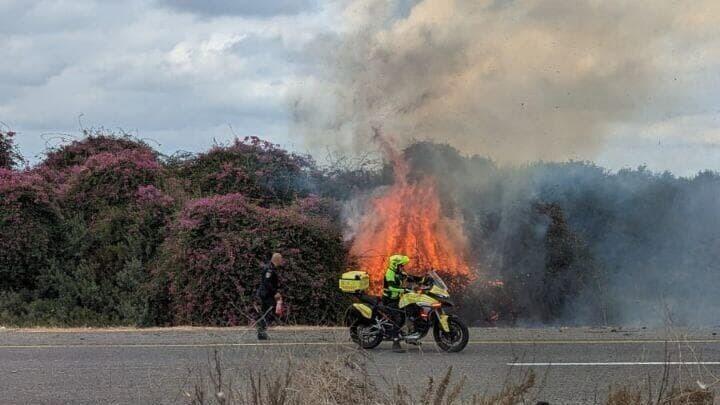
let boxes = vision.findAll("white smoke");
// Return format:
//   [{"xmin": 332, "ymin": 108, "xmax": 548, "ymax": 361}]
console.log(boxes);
[{"xmin": 292, "ymin": 0, "xmax": 720, "ymax": 164}]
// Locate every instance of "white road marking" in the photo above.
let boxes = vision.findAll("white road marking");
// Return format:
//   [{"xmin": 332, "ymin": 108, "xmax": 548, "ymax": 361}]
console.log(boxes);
[
  {"xmin": 508, "ymin": 361, "xmax": 720, "ymax": 366},
  {"xmin": 474, "ymin": 339, "xmax": 720, "ymax": 345},
  {"xmin": 0, "ymin": 339, "xmax": 718, "ymax": 350}
]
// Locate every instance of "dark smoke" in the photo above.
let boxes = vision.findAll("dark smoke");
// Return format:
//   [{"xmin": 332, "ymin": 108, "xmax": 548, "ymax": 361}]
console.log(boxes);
[{"xmin": 404, "ymin": 142, "xmax": 720, "ymax": 326}]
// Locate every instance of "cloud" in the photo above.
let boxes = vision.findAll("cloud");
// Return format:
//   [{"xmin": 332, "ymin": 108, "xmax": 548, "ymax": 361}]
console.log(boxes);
[
  {"xmin": 2, "ymin": 0, "xmax": 720, "ymax": 174},
  {"xmin": 157, "ymin": 0, "xmax": 320, "ymax": 17},
  {"xmin": 291, "ymin": 0, "xmax": 720, "ymax": 166},
  {"xmin": 1, "ymin": 0, "xmax": 329, "ymax": 162},
  {"xmin": 598, "ymin": 113, "xmax": 720, "ymax": 176}
]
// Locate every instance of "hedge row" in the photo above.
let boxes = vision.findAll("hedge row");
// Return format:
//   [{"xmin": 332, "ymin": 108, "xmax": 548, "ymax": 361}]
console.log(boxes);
[{"xmin": 0, "ymin": 132, "xmax": 347, "ymax": 326}]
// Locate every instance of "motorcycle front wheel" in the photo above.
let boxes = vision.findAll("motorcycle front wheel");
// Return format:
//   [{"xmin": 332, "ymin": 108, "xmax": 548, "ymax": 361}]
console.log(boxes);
[
  {"xmin": 433, "ymin": 315, "xmax": 469, "ymax": 353},
  {"xmin": 349, "ymin": 320, "xmax": 383, "ymax": 349}
]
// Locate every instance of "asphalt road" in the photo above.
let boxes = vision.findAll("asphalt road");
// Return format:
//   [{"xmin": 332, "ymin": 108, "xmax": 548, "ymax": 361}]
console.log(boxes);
[{"xmin": 1, "ymin": 326, "xmax": 720, "ymax": 404}]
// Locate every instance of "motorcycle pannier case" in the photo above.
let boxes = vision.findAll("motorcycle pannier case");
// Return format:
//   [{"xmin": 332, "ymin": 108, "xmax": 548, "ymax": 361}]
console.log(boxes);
[{"xmin": 339, "ymin": 271, "xmax": 370, "ymax": 293}]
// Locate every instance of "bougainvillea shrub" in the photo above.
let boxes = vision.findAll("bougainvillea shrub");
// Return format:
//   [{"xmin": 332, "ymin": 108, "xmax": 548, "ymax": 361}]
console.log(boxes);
[
  {"xmin": 42, "ymin": 132, "xmax": 156, "ymax": 172},
  {"xmin": 10, "ymin": 185, "xmax": 176, "ymax": 326},
  {"xmin": 0, "ymin": 133, "xmax": 352, "ymax": 327},
  {"xmin": 169, "ymin": 136, "xmax": 315, "ymax": 205},
  {"xmin": 0, "ymin": 135, "xmax": 176, "ymax": 326},
  {"xmin": 62, "ymin": 149, "xmax": 165, "ymax": 216},
  {"xmin": 159, "ymin": 193, "xmax": 346, "ymax": 326},
  {"xmin": 50, "ymin": 146, "xmax": 174, "ymax": 325},
  {"xmin": 36, "ymin": 132, "xmax": 158, "ymax": 188},
  {"xmin": 0, "ymin": 169, "xmax": 60, "ymax": 292}
]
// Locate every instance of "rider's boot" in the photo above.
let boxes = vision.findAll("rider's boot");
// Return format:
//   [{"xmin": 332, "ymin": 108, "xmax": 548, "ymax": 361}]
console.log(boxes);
[{"xmin": 392, "ymin": 338, "xmax": 406, "ymax": 353}]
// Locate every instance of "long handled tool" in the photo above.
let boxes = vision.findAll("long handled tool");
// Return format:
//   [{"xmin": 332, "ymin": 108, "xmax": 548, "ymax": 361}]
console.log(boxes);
[{"xmin": 249, "ymin": 304, "xmax": 274, "ymax": 328}]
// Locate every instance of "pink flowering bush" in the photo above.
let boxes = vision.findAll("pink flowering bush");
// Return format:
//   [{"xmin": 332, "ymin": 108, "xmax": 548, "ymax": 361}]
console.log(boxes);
[
  {"xmin": 42, "ymin": 131, "xmax": 155, "ymax": 172},
  {"xmin": 169, "ymin": 136, "xmax": 315, "ymax": 205},
  {"xmin": 158, "ymin": 193, "xmax": 346, "ymax": 326},
  {"xmin": 49, "ymin": 144, "xmax": 174, "ymax": 325},
  {"xmin": 62, "ymin": 149, "xmax": 164, "ymax": 215},
  {"xmin": 36, "ymin": 132, "xmax": 158, "ymax": 188},
  {"xmin": 0, "ymin": 134, "xmax": 177, "ymax": 326},
  {"xmin": 1, "ymin": 132, "xmax": 349, "ymax": 326}
]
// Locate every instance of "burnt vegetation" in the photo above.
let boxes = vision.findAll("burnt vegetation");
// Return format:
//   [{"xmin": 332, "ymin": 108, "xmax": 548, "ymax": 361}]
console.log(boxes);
[{"xmin": 0, "ymin": 131, "xmax": 719, "ymax": 326}]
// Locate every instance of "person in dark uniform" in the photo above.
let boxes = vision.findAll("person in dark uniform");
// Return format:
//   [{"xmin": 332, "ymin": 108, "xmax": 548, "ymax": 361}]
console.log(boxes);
[{"xmin": 256, "ymin": 252, "xmax": 284, "ymax": 340}]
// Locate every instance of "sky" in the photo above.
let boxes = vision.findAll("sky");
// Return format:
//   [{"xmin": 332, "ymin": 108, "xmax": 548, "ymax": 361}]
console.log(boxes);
[{"xmin": 2, "ymin": 0, "xmax": 719, "ymax": 176}]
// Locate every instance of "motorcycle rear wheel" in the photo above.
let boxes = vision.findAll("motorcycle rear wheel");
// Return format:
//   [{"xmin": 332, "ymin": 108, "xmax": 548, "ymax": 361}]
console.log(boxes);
[
  {"xmin": 433, "ymin": 315, "xmax": 469, "ymax": 353},
  {"xmin": 350, "ymin": 321, "xmax": 383, "ymax": 349}
]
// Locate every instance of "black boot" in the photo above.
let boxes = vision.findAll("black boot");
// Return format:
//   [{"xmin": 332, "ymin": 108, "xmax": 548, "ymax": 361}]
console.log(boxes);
[
  {"xmin": 257, "ymin": 331, "xmax": 268, "ymax": 340},
  {"xmin": 392, "ymin": 338, "xmax": 406, "ymax": 353}
]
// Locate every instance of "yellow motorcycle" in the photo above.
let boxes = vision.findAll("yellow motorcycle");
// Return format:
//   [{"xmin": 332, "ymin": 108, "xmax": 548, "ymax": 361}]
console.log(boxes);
[{"xmin": 339, "ymin": 270, "xmax": 469, "ymax": 352}]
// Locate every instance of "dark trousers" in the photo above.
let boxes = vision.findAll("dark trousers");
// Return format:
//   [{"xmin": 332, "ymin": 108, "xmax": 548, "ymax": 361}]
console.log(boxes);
[
  {"xmin": 382, "ymin": 296, "xmax": 403, "ymax": 340},
  {"xmin": 256, "ymin": 299, "xmax": 275, "ymax": 334}
]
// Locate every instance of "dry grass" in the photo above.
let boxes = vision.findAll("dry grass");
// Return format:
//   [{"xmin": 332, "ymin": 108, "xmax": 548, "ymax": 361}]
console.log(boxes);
[
  {"xmin": 184, "ymin": 349, "xmax": 537, "ymax": 405},
  {"xmin": 606, "ymin": 385, "xmax": 713, "ymax": 405},
  {"xmin": 185, "ymin": 348, "xmax": 715, "ymax": 405},
  {"xmin": 606, "ymin": 386, "xmax": 643, "ymax": 405},
  {"xmin": 472, "ymin": 370, "xmax": 535, "ymax": 405}
]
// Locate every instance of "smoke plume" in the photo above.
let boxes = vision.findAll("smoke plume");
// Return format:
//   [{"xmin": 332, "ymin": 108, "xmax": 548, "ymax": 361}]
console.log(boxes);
[{"xmin": 293, "ymin": 0, "xmax": 718, "ymax": 163}]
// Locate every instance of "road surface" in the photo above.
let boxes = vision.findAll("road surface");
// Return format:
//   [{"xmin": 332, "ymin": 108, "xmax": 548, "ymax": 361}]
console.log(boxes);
[{"xmin": 1, "ymin": 326, "xmax": 720, "ymax": 404}]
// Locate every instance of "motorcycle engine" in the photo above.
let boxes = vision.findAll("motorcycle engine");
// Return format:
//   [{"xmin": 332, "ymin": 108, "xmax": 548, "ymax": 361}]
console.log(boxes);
[{"xmin": 406, "ymin": 306, "xmax": 430, "ymax": 335}]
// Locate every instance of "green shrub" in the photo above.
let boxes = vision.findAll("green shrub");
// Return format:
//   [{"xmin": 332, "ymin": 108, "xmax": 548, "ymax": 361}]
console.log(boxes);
[
  {"xmin": 0, "ymin": 130, "xmax": 23, "ymax": 169},
  {"xmin": 0, "ymin": 169, "xmax": 60, "ymax": 293}
]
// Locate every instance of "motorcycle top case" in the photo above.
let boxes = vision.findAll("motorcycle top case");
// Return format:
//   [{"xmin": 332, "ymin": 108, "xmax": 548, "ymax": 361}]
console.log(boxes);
[{"xmin": 339, "ymin": 271, "xmax": 370, "ymax": 293}]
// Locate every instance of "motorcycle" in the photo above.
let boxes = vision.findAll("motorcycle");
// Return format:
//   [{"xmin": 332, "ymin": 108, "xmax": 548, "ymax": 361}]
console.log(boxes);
[{"xmin": 339, "ymin": 270, "xmax": 469, "ymax": 353}]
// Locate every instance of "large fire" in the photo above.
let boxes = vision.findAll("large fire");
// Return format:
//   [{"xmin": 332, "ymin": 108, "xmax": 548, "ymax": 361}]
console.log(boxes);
[{"xmin": 350, "ymin": 134, "xmax": 473, "ymax": 292}]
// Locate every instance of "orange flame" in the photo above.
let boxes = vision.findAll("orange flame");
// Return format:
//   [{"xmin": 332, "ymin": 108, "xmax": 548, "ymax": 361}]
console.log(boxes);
[{"xmin": 349, "ymin": 134, "xmax": 473, "ymax": 292}]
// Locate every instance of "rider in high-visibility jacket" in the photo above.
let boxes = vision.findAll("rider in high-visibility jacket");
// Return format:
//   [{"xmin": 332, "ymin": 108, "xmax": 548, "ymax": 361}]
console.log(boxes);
[
  {"xmin": 383, "ymin": 254, "xmax": 410, "ymax": 300},
  {"xmin": 382, "ymin": 254, "xmax": 421, "ymax": 353}
]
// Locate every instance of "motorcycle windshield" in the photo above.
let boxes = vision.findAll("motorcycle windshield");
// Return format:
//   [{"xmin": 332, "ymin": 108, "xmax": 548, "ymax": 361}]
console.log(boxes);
[{"xmin": 428, "ymin": 270, "xmax": 448, "ymax": 291}]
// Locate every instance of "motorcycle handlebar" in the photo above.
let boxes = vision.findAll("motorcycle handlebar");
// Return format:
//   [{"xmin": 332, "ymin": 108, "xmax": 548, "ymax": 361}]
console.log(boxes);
[
  {"xmin": 413, "ymin": 285, "xmax": 432, "ymax": 292},
  {"xmin": 406, "ymin": 276, "xmax": 434, "ymax": 291}
]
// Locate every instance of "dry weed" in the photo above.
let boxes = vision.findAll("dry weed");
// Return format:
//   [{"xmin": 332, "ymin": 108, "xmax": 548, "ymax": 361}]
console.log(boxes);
[
  {"xmin": 186, "ymin": 348, "xmax": 714, "ymax": 405},
  {"xmin": 185, "ymin": 349, "xmax": 537, "ymax": 405},
  {"xmin": 606, "ymin": 384, "xmax": 713, "ymax": 405}
]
